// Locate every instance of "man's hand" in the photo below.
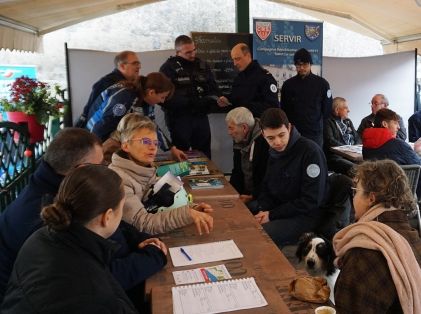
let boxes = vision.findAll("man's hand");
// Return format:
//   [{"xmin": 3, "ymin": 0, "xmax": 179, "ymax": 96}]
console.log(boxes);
[
  {"xmin": 191, "ymin": 202, "xmax": 214, "ymax": 213},
  {"xmin": 138, "ymin": 237, "xmax": 168, "ymax": 255},
  {"xmin": 239, "ymin": 194, "xmax": 253, "ymax": 203},
  {"xmin": 170, "ymin": 146, "xmax": 188, "ymax": 161},
  {"xmin": 254, "ymin": 211, "xmax": 269, "ymax": 225},
  {"xmin": 217, "ymin": 96, "xmax": 230, "ymax": 108},
  {"xmin": 189, "ymin": 208, "xmax": 214, "ymax": 235}
]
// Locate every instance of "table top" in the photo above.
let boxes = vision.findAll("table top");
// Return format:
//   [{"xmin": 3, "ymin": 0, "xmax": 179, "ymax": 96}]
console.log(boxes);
[
  {"xmin": 183, "ymin": 176, "xmax": 239, "ymax": 202},
  {"xmin": 330, "ymin": 144, "xmax": 363, "ymax": 162},
  {"xmin": 145, "ymin": 198, "xmax": 320, "ymax": 314}
]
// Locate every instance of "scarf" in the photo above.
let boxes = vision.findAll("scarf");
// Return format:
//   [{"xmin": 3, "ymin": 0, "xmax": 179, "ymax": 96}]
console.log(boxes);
[{"xmin": 333, "ymin": 204, "xmax": 421, "ymax": 314}]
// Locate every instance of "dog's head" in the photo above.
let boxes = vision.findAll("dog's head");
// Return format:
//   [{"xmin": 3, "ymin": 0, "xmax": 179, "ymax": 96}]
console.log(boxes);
[{"xmin": 296, "ymin": 232, "xmax": 336, "ymax": 276}]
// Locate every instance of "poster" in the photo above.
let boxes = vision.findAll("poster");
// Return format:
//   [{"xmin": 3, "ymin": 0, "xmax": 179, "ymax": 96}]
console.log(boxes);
[
  {"xmin": 252, "ymin": 18, "xmax": 323, "ymax": 90},
  {"xmin": 0, "ymin": 65, "xmax": 37, "ymax": 100}
]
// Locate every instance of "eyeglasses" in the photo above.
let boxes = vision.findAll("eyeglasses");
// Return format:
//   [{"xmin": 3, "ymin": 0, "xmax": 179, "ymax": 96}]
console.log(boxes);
[
  {"xmin": 128, "ymin": 137, "xmax": 159, "ymax": 147},
  {"xmin": 351, "ymin": 187, "xmax": 367, "ymax": 197}
]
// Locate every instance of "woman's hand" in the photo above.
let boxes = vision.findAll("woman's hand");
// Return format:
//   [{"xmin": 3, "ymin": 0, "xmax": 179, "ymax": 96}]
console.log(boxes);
[
  {"xmin": 191, "ymin": 202, "xmax": 214, "ymax": 213},
  {"xmin": 189, "ymin": 208, "xmax": 214, "ymax": 235},
  {"xmin": 170, "ymin": 146, "xmax": 187, "ymax": 161},
  {"xmin": 138, "ymin": 237, "xmax": 168, "ymax": 255}
]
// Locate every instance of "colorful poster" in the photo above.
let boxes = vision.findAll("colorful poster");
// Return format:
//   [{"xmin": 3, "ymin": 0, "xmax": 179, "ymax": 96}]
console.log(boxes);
[
  {"xmin": 252, "ymin": 18, "xmax": 323, "ymax": 90},
  {"xmin": 0, "ymin": 65, "xmax": 37, "ymax": 100}
]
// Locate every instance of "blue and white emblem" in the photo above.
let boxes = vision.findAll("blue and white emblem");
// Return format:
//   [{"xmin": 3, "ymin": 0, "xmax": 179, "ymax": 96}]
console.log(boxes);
[
  {"xmin": 305, "ymin": 25, "xmax": 320, "ymax": 41},
  {"xmin": 306, "ymin": 164, "xmax": 320, "ymax": 178},
  {"xmin": 113, "ymin": 103, "xmax": 126, "ymax": 116}
]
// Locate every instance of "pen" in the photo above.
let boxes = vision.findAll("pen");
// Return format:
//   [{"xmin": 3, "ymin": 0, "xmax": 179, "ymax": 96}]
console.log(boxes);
[{"xmin": 180, "ymin": 247, "xmax": 192, "ymax": 261}]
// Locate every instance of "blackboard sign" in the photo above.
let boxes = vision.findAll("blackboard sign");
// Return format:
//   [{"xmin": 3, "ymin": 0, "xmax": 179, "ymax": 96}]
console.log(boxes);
[{"xmin": 192, "ymin": 32, "xmax": 252, "ymax": 97}]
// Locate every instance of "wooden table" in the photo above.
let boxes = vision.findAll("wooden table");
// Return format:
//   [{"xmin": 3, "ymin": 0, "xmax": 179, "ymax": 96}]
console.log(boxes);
[
  {"xmin": 145, "ymin": 198, "xmax": 320, "ymax": 314},
  {"xmin": 182, "ymin": 176, "xmax": 239, "ymax": 202},
  {"xmin": 330, "ymin": 144, "xmax": 363, "ymax": 162}
]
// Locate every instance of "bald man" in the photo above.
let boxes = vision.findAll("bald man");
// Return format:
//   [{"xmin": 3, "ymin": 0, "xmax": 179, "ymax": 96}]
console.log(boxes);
[{"xmin": 217, "ymin": 43, "xmax": 279, "ymax": 117}]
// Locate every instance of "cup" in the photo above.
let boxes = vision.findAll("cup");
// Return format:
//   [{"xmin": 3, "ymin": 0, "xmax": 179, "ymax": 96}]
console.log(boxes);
[{"xmin": 315, "ymin": 306, "xmax": 336, "ymax": 314}]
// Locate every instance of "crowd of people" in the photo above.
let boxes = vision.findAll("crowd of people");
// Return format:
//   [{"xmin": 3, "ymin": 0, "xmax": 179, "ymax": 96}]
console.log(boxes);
[{"xmin": 0, "ymin": 35, "xmax": 420, "ymax": 313}]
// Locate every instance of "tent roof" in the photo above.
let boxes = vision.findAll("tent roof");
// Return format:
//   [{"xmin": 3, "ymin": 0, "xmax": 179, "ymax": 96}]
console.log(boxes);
[{"xmin": 1, "ymin": 0, "xmax": 421, "ymax": 52}]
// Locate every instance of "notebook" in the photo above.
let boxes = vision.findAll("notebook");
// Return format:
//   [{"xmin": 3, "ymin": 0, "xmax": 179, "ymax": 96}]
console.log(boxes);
[{"xmin": 172, "ymin": 277, "xmax": 268, "ymax": 314}]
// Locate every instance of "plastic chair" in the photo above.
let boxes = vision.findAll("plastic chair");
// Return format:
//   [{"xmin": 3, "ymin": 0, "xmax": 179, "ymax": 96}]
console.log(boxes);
[{"xmin": 400, "ymin": 164, "xmax": 421, "ymax": 236}]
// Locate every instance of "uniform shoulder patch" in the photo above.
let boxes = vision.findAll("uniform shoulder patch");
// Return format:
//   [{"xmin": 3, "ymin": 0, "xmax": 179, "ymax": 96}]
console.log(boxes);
[
  {"xmin": 112, "ymin": 103, "xmax": 127, "ymax": 116},
  {"xmin": 327, "ymin": 89, "xmax": 332, "ymax": 98},
  {"xmin": 270, "ymin": 84, "xmax": 278, "ymax": 93},
  {"xmin": 306, "ymin": 164, "xmax": 320, "ymax": 178}
]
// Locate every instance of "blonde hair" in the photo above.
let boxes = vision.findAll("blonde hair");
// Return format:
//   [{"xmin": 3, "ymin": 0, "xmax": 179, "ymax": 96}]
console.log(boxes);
[{"xmin": 111, "ymin": 113, "xmax": 156, "ymax": 143}]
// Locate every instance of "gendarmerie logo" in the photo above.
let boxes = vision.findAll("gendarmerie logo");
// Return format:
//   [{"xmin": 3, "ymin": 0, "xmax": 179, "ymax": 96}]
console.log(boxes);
[
  {"xmin": 256, "ymin": 21, "xmax": 272, "ymax": 41},
  {"xmin": 305, "ymin": 25, "xmax": 320, "ymax": 41}
]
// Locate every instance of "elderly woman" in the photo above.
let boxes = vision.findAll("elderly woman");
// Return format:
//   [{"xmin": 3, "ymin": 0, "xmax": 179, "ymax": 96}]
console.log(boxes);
[
  {"xmin": 109, "ymin": 113, "xmax": 214, "ymax": 235},
  {"xmin": 333, "ymin": 159, "xmax": 421, "ymax": 314}
]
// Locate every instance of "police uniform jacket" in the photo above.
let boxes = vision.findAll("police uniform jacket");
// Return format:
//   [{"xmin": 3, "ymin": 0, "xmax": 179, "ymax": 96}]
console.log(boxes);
[
  {"xmin": 408, "ymin": 110, "xmax": 421, "ymax": 142},
  {"xmin": 1, "ymin": 224, "xmax": 138, "ymax": 314},
  {"xmin": 257, "ymin": 127, "xmax": 328, "ymax": 221},
  {"xmin": 160, "ymin": 56, "xmax": 219, "ymax": 116},
  {"xmin": 228, "ymin": 60, "xmax": 279, "ymax": 117},
  {"xmin": 281, "ymin": 72, "xmax": 332, "ymax": 138}
]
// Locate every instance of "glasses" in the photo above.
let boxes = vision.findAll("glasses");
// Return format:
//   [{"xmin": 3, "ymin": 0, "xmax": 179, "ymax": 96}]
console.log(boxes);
[
  {"xmin": 128, "ymin": 137, "xmax": 159, "ymax": 147},
  {"xmin": 351, "ymin": 187, "xmax": 367, "ymax": 197}
]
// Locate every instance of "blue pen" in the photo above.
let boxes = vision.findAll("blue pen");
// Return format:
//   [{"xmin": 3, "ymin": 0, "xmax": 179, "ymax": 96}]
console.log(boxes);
[{"xmin": 180, "ymin": 247, "xmax": 192, "ymax": 261}]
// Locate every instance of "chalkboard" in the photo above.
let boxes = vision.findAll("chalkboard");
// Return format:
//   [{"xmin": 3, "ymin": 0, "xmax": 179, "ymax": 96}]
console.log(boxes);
[{"xmin": 192, "ymin": 32, "xmax": 252, "ymax": 98}]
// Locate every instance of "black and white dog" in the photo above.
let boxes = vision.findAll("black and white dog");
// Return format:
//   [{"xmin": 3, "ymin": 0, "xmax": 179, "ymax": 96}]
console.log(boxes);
[{"xmin": 295, "ymin": 232, "xmax": 337, "ymax": 277}]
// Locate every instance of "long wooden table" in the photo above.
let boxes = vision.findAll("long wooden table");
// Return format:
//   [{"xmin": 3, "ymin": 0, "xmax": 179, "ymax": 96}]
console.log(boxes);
[
  {"xmin": 330, "ymin": 144, "xmax": 363, "ymax": 162},
  {"xmin": 145, "ymin": 198, "xmax": 320, "ymax": 314}
]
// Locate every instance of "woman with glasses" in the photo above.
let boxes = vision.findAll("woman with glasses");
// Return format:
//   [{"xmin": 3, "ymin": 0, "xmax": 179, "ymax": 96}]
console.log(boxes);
[
  {"xmin": 1, "ymin": 165, "xmax": 156, "ymax": 313},
  {"xmin": 109, "ymin": 113, "xmax": 214, "ymax": 236},
  {"xmin": 333, "ymin": 159, "xmax": 421, "ymax": 314}
]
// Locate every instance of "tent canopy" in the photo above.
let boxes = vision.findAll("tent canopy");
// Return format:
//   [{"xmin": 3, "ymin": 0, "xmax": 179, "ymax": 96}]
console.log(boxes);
[{"xmin": 1, "ymin": 0, "xmax": 420, "ymax": 53}]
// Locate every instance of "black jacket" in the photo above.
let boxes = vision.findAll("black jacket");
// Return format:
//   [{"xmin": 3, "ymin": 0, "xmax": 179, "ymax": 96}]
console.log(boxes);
[
  {"xmin": 258, "ymin": 127, "xmax": 328, "ymax": 221},
  {"xmin": 1, "ymin": 224, "xmax": 137, "ymax": 314},
  {"xmin": 229, "ymin": 60, "xmax": 279, "ymax": 117}
]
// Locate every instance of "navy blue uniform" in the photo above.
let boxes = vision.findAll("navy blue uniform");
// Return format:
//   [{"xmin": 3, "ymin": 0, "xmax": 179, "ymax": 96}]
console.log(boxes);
[
  {"xmin": 160, "ymin": 56, "xmax": 219, "ymax": 158},
  {"xmin": 281, "ymin": 72, "xmax": 332, "ymax": 147},
  {"xmin": 228, "ymin": 60, "xmax": 279, "ymax": 117},
  {"xmin": 76, "ymin": 69, "xmax": 125, "ymax": 127},
  {"xmin": 409, "ymin": 110, "xmax": 421, "ymax": 142}
]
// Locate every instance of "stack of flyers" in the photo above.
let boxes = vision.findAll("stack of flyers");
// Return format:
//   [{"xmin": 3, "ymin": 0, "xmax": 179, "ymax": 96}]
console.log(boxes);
[{"xmin": 172, "ymin": 264, "xmax": 231, "ymax": 285}]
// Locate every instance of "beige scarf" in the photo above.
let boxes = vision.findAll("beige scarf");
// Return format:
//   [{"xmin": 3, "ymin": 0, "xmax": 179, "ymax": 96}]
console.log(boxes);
[{"xmin": 333, "ymin": 204, "xmax": 421, "ymax": 314}]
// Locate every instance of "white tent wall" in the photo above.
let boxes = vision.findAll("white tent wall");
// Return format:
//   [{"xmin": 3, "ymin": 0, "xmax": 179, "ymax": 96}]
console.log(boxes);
[{"xmin": 67, "ymin": 49, "xmax": 416, "ymax": 173}]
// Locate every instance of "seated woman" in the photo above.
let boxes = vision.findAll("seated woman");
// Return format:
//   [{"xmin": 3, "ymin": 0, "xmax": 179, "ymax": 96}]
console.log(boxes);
[
  {"xmin": 333, "ymin": 160, "xmax": 421, "ymax": 314},
  {"xmin": 88, "ymin": 71, "xmax": 185, "ymax": 161},
  {"xmin": 323, "ymin": 96, "xmax": 361, "ymax": 176},
  {"xmin": 109, "ymin": 113, "xmax": 214, "ymax": 235},
  {"xmin": 1, "ymin": 165, "xmax": 167, "ymax": 313},
  {"xmin": 362, "ymin": 108, "xmax": 421, "ymax": 195}
]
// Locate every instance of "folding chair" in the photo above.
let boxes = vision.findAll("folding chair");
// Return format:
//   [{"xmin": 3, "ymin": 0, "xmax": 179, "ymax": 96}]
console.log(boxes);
[{"xmin": 400, "ymin": 164, "xmax": 421, "ymax": 236}]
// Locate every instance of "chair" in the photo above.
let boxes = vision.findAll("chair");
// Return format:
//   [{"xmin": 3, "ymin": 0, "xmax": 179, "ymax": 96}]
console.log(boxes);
[{"xmin": 400, "ymin": 164, "xmax": 421, "ymax": 236}]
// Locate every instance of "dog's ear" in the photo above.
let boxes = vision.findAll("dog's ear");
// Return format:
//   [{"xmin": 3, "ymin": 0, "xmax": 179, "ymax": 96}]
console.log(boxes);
[
  {"xmin": 324, "ymin": 239, "xmax": 337, "ymax": 276},
  {"xmin": 295, "ymin": 232, "xmax": 316, "ymax": 261}
]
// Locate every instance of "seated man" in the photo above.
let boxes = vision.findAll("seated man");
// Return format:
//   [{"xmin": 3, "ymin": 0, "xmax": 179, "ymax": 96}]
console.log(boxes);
[
  {"xmin": 225, "ymin": 107, "xmax": 269, "ymax": 203},
  {"xmin": 362, "ymin": 108, "xmax": 421, "ymax": 195},
  {"xmin": 408, "ymin": 109, "xmax": 421, "ymax": 142},
  {"xmin": 357, "ymin": 93, "xmax": 407, "ymax": 140},
  {"xmin": 248, "ymin": 108, "xmax": 328, "ymax": 246},
  {"xmin": 0, "ymin": 128, "xmax": 167, "ymax": 307},
  {"xmin": 324, "ymin": 96, "xmax": 361, "ymax": 176}
]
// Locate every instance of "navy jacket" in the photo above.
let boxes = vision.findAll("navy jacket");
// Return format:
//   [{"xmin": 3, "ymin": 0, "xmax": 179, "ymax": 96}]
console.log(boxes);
[
  {"xmin": 408, "ymin": 110, "xmax": 421, "ymax": 142},
  {"xmin": 0, "ymin": 160, "xmax": 166, "ymax": 302},
  {"xmin": 281, "ymin": 72, "xmax": 332, "ymax": 139},
  {"xmin": 1, "ymin": 224, "xmax": 137, "ymax": 314},
  {"xmin": 228, "ymin": 60, "xmax": 279, "ymax": 117},
  {"xmin": 258, "ymin": 127, "xmax": 328, "ymax": 221}
]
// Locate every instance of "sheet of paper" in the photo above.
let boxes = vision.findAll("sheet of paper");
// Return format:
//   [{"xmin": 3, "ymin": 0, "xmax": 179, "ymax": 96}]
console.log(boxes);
[
  {"xmin": 169, "ymin": 240, "xmax": 243, "ymax": 267},
  {"xmin": 172, "ymin": 277, "xmax": 268, "ymax": 314},
  {"xmin": 172, "ymin": 264, "xmax": 231, "ymax": 285},
  {"xmin": 333, "ymin": 144, "xmax": 362, "ymax": 154}
]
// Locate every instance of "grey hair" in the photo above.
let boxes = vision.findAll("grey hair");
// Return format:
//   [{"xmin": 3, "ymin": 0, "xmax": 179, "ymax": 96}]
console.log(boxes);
[
  {"xmin": 112, "ymin": 113, "xmax": 156, "ymax": 143},
  {"xmin": 332, "ymin": 96, "xmax": 346, "ymax": 112},
  {"xmin": 372, "ymin": 93, "xmax": 389, "ymax": 106},
  {"xmin": 225, "ymin": 107, "xmax": 255, "ymax": 128},
  {"xmin": 114, "ymin": 51, "xmax": 137, "ymax": 68}
]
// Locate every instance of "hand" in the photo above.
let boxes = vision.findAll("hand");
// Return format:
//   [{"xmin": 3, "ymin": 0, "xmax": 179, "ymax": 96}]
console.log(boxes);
[
  {"xmin": 239, "ymin": 194, "xmax": 253, "ymax": 203},
  {"xmin": 189, "ymin": 208, "xmax": 214, "ymax": 235},
  {"xmin": 170, "ymin": 146, "xmax": 188, "ymax": 161},
  {"xmin": 254, "ymin": 211, "xmax": 269, "ymax": 225},
  {"xmin": 138, "ymin": 238, "xmax": 168, "ymax": 255},
  {"xmin": 217, "ymin": 96, "xmax": 230, "ymax": 107},
  {"xmin": 191, "ymin": 202, "xmax": 214, "ymax": 213}
]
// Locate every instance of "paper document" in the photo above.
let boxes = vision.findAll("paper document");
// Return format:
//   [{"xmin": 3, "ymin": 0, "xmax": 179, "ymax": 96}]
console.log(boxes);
[
  {"xmin": 169, "ymin": 240, "xmax": 243, "ymax": 267},
  {"xmin": 333, "ymin": 144, "xmax": 362, "ymax": 154},
  {"xmin": 172, "ymin": 264, "xmax": 231, "ymax": 285},
  {"xmin": 172, "ymin": 277, "xmax": 268, "ymax": 314}
]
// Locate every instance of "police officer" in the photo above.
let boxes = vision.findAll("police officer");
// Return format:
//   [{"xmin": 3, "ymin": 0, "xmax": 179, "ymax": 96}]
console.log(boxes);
[
  {"xmin": 159, "ymin": 35, "xmax": 219, "ymax": 159},
  {"xmin": 281, "ymin": 48, "xmax": 332, "ymax": 147},
  {"xmin": 217, "ymin": 43, "xmax": 279, "ymax": 117}
]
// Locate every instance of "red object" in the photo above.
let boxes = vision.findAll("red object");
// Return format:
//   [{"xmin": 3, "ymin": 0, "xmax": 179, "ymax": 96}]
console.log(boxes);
[
  {"xmin": 6, "ymin": 112, "xmax": 45, "ymax": 144},
  {"xmin": 24, "ymin": 148, "xmax": 33, "ymax": 157}
]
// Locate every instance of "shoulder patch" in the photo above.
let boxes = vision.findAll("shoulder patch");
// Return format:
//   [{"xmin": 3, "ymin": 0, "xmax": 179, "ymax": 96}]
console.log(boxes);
[
  {"xmin": 270, "ymin": 84, "xmax": 278, "ymax": 93},
  {"xmin": 306, "ymin": 164, "xmax": 320, "ymax": 178},
  {"xmin": 327, "ymin": 89, "xmax": 332, "ymax": 98},
  {"xmin": 112, "ymin": 103, "xmax": 127, "ymax": 116}
]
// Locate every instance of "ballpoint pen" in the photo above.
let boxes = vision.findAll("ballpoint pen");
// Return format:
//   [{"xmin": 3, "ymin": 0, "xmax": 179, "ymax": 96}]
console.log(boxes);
[{"xmin": 180, "ymin": 247, "xmax": 192, "ymax": 261}]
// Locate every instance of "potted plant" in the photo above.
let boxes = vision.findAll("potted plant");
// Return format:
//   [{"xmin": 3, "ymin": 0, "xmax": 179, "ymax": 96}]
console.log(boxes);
[{"xmin": 0, "ymin": 76, "xmax": 67, "ymax": 143}]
